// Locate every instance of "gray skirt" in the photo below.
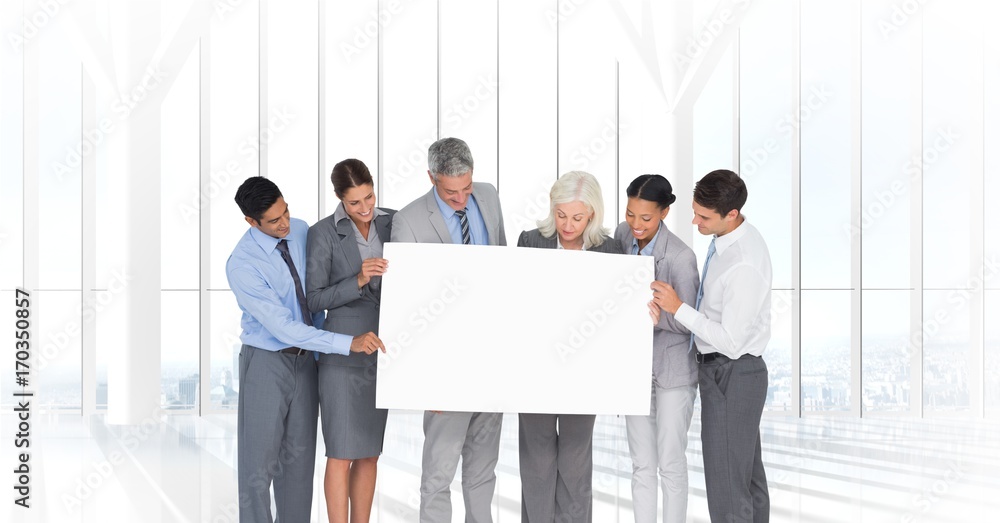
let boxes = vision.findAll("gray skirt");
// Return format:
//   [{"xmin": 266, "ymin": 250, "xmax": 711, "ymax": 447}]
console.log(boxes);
[{"xmin": 317, "ymin": 362, "xmax": 388, "ymax": 459}]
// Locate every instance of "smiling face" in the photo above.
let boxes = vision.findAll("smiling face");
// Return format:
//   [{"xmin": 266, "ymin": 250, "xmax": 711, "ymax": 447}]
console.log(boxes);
[
  {"xmin": 247, "ymin": 196, "xmax": 291, "ymax": 239},
  {"xmin": 339, "ymin": 183, "xmax": 376, "ymax": 226},
  {"xmin": 429, "ymin": 170, "xmax": 474, "ymax": 211},
  {"xmin": 554, "ymin": 200, "xmax": 593, "ymax": 249},
  {"xmin": 625, "ymin": 197, "xmax": 668, "ymax": 244}
]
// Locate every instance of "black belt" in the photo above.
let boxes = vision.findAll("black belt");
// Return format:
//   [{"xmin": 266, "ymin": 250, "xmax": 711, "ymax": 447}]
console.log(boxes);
[
  {"xmin": 696, "ymin": 352, "xmax": 759, "ymax": 364},
  {"xmin": 279, "ymin": 347, "xmax": 309, "ymax": 356}
]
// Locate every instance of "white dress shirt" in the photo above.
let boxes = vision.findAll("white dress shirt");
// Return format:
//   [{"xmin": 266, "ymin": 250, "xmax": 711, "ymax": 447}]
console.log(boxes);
[{"xmin": 674, "ymin": 218, "xmax": 772, "ymax": 359}]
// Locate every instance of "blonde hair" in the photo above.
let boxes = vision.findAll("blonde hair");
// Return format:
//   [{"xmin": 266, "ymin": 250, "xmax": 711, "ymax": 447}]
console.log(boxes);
[{"xmin": 537, "ymin": 171, "xmax": 609, "ymax": 249}]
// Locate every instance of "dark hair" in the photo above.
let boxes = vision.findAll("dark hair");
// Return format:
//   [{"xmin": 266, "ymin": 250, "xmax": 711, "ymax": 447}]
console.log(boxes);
[
  {"xmin": 693, "ymin": 169, "xmax": 747, "ymax": 217},
  {"xmin": 234, "ymin": 176, "xmax": 283, "ymax": 224},
  {"xmin": 330, "ymin": 158, "xmax": 374, "ymax": 199},
  {"xmin": 625, "ymin": 174, "xmax": 676, "ymax": 209}
]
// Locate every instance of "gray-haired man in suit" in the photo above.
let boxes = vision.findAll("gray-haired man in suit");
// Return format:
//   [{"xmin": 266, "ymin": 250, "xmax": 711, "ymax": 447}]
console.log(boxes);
[{"xmin": 391, "ymin": 137, "xmax": 506, "ymax": 523}]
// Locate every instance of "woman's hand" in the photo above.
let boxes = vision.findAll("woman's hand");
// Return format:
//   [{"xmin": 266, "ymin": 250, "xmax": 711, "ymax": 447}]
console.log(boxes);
[
  {"xmin": 357, "ymin": 257, "xmax": 389, "ymax": 288},
  {"xmin": 648, "ymin": 300, "xmax": 662, "ymax": 324}
]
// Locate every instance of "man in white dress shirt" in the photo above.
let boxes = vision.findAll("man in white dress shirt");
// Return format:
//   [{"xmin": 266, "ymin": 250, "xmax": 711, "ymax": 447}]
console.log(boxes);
[{"xmin": 649, "ymin": 169, "xmax": 772, "ymax": 523}]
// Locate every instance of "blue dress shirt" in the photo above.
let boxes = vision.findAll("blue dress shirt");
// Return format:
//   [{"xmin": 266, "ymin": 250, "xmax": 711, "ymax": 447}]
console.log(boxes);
[
  {"xmin": 226, "ymin": 217, "xmax": 352, "ymax": 354},
  {"xmin": 432, "ymin": 189, "xmax": 489, "ymax": 246}
]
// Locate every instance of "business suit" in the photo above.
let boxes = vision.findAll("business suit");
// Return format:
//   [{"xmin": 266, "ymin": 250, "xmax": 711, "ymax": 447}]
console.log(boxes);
[
  {"xmin": 306, "ymin": 205, "xmax": 395, "ymax": 458},
  {"xmin": 392, "ymin": 182, "xmax": 506, "ymax": 523},
  {"xmin": 614, "ymin": 221, "xmax": 699, "ymax": 523},
  {"xmin": 516, "ymin": 228, "xmax": 620, "ymax": 523}
]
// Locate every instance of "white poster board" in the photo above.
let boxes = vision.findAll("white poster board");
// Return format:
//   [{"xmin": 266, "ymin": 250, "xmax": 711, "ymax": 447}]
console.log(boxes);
[{"xmin": 376, "ymin": 242, "xmax": 655, "ymax": 415}]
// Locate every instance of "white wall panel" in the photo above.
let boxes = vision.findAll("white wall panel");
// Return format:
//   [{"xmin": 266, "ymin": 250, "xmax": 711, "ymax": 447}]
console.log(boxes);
[
  {"xmin": 922, "ymin": 0, "xmax": 979, "ymax": 290},
  {"xmin": 800, "ymin": 0, "xmax": 852, "ymax": 290},
  {"xmin": 265, "ymin": 0, "xmax": 319, "ymax": 224},
  {"xmin": 497, "ymin": 0, "xmax": 557, "ymax": 240},
  {"xmin": 380, "ymin": 0, "xmax": 437, "ymax": 211},
  {"xmin": 859, "ymin": 0, "xmax": 919, "ymax": 290},
  {"xmin": 738, "ymin": 0, "xmax": 794, "ymax": 290},
  {"xmin": 207, "ymin": 0, "xmax": 259, "ymax": 289},
  {"xmin": 557, "ymin": 1, "xmax": 618, "ymax": 233},
  {"xmin": 323, "ymin": 0, "xmax": 380, "ymax": 216},
  {"xmin": 161, "ymin": 42, "xmax": 201, "ymax": 290},
  {"xmin": 0, "ymin": 0, "xmax": 24, "ymax": 290},
  {"xmin": 37, "ymin": 18, "xmax": 82, "ymax": 289},
  {"xmin": 439, "ymin": 0, "xmax": 498, "ymax": 190}
]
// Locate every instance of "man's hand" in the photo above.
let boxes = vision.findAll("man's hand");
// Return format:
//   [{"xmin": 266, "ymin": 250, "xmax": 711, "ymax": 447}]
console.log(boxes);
[
  {"xmin": 650, "ymin": 280, "xmax": 682, "ymax": 315},
  {"xmin": 350, "ymin": 332, "xmax": 386, "ymax": 354},
  {"xmin": 357, "ymin": 257, "xmax": 389, "ymax": 288}
]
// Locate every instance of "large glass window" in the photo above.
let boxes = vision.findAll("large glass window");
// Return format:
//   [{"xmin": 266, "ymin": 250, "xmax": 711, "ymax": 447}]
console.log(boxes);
[{"xmin": 862, "ymin": 291, "xmax": 913, "ymax": 413}]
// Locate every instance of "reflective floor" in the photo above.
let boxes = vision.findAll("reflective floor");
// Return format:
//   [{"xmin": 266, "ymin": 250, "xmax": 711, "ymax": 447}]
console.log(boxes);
[{"xmin": 3, "ymin": 411, "xmax": 998, "ymax": 522}]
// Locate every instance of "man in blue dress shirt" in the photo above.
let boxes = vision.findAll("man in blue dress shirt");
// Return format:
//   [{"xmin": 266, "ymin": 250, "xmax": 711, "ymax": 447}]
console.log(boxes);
[{"xmin": 227, "ymin": 176, "xmax": 385, "ymax": 523}]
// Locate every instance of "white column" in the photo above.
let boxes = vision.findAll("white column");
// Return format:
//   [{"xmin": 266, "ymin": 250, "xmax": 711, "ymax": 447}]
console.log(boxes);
[{"xmin": 107, "ymin": 0, "xmax": 162, "ymax": 425}]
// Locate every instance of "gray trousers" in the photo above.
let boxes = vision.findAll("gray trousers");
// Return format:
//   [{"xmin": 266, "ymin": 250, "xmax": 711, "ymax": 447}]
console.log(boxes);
[
  {"xmin": 699, "ymin": 355, "xmax": 769, "ymax": 523},
  {"xmin": 237, "ymin": 345, "xmax": 319, "ymax": 523},
  {"xmin": 518, "ymin": 413, "xmax": 596, "ymax": 523},
  {"xmin": 420, "ymin": 411, "xmax": 503, "ymax": 523}
]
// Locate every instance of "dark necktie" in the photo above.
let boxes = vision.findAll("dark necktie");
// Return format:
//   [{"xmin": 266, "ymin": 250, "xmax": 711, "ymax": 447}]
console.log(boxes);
[
  {"xmin": 455, "ymin": 208, "xmax": 472, "ymax": 245},
  {"xmin": 275, "ymin": 239, "xmax": 313, "ymax": 327}
]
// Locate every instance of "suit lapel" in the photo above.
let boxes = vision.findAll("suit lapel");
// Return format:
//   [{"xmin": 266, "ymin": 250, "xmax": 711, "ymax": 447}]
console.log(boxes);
[
  {"xmin": 335, "ymin": 217, "xmax": 364, "ymax": 270},
  {"xmin": 472, "ymin": 184, "xmax": 498, "ymax": 245},
  {"xmin": 423, "ymin": 190, "xmax": 453, "ymax": 243},
  {"xmin": 375, "ymin": 211, "xmax": 392, "ymax": 245},
  {"xmin": 652, "ymin": 221, "xmax": 670, "ymax": 270}
]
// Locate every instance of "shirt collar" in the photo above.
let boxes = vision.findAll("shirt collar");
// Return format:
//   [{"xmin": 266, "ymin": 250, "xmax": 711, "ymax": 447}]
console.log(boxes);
[
  {"xmin": 713, "ymin": 215, "xmax": 749, "ymax": 256},
  {"xmin": 249, "ymin": 225, "xmax": 283, "ymax": 254}
]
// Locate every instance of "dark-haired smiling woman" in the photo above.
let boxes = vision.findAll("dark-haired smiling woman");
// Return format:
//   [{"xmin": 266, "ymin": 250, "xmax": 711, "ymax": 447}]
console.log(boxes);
[
  {"xmin": 306, "ymin": 159, "xmax": 394, "ymax": 523},
  {"xmin": 614, "ymin": 174, "xmax": 699, "ymax": 523}
]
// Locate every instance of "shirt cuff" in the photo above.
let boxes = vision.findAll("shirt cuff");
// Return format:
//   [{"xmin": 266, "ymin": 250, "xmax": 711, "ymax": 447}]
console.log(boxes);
[
  {"xmin": 674, "ymin": 302, "xmax": 698, "ymax": 331},
  {"xmin": 329, "ymin": 332, "xmax": 352, "ymax": 356}
]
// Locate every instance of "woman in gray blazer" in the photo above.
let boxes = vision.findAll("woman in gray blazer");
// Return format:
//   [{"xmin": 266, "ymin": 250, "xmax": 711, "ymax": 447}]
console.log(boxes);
[
  {"xmin": 615, "ymin": 174, "xmax": 699, "ymax": 523},
  {"xmin": 517, "ymin": 171, "xmax": 621, "ymax": 523},
  {"xmin": 306, "ymin": 159, "xmax": 394, "ymax": 523}
]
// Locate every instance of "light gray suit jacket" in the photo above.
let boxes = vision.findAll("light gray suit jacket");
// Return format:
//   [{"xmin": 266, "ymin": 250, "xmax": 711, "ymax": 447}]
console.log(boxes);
[
  {"xmin": 615, "ymin": 221, "xmax": 699, "ymax": 389},
  {"xmin": 391, "ymin": 182, "xmax": 506, "ymax": 245},
  {"xmin": 306, "ymin": 208, "xmax": 395, "ymax": 367}
]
